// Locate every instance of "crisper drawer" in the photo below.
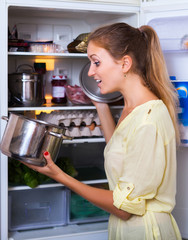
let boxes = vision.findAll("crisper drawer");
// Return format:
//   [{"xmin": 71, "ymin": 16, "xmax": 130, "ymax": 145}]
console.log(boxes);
[
  {"xmin": 8, "ymin": 186, "xmax": 67, "ymax": 231},
  {"xmin": 67, "ymin": 183, "xmax": 109, "ymax": 224}
]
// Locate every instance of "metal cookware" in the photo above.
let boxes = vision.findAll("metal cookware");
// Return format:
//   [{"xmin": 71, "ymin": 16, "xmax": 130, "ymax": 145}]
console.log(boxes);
[
  {"xmin": 0, "ymin": 113, "xmax": 72, "ymax": 166},
  {"xmin": 8, "ymin": 64, "xmax": 45, "ymax": 106},
  {"xmin": 79, "ymin": 62, "xmax": 123, "ymax": 103}
]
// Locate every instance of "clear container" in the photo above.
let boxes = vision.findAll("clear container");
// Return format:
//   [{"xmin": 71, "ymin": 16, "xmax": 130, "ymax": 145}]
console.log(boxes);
[
  {"xmin": 8, "ymin": 186, "xmax": 67, "ymax": 231},
  {"xmin": 51, "ymin": 75, "xmax": 67, "ymax": 104}
]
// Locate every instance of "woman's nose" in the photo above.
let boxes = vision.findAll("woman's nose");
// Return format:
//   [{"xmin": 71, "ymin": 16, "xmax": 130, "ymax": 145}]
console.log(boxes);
[{"xmin": 88, "ymin": 65, "xmax": 95, "ymax": 77}]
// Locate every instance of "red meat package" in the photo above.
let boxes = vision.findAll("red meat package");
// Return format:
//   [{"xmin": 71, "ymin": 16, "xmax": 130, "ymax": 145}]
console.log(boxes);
[{"xmin": 65, "ymin": 85, "xmax": 91, "ymax": 105}]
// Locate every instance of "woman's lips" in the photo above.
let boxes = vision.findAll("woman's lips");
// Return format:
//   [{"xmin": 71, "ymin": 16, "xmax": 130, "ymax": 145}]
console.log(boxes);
[{"xmin": 96, "ymin": 79, "xmax": 102, "ymax": 88}]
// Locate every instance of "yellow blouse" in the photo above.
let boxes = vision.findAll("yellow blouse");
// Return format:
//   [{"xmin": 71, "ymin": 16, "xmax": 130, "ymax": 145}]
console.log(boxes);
[{"xmin": 104, "ymin": 100, "xmax": 182, "ymax": 240}]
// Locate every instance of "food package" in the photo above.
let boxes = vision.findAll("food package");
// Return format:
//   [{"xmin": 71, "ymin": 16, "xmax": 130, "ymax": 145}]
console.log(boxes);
[
  {"xmin": 65, "ymin": 84, "xmax": 92, "ymax": 105},
  {"xmin": 181, "ymin": 35, "xmax": 188, "ymax": 49},
  {"xmin": 67, "ymin": 33, "xmax": 90, "ymax": 53}
]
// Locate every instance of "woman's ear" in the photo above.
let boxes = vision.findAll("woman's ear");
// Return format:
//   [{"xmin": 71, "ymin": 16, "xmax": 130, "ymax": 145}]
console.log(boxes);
[{"xmin": 121, "ymin": 55, "xmax": 132, "ymax": 73}]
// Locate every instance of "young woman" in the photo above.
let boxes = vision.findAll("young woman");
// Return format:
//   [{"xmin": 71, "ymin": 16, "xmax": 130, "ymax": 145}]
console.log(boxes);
[{"xmin": 23, "ymin": 23, "xmax": 182, "ymax": 239}]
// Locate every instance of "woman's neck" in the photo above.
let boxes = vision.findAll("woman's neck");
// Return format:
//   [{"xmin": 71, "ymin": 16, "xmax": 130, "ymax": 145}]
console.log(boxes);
[{"xmin": 121, "ymin": 74, "xmax": 158, "ymax": 111}]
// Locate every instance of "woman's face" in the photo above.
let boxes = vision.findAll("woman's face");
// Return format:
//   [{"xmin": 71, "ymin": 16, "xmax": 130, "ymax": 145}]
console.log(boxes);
[{"xmin": 87, "ymin": 41, "xmax": 124, "ymax": 95}]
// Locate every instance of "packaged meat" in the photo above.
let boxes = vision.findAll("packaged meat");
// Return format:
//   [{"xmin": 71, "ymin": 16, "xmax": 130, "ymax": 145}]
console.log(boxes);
[{"xmin": 65, "ymin": 85, "xmax": 92, "ymax": 105}]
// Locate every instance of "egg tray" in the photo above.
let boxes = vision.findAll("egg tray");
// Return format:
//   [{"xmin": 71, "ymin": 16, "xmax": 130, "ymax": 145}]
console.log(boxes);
[{"xmin": 37, "ymin": 110, "xmax": 103, "ymax": 137}]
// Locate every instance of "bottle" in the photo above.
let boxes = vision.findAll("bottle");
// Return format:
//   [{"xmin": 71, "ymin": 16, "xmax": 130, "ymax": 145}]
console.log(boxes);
[
  {"xmin": 51, "ymin": 75, "xmax": 67, "ymax": 104},
  {"xmin": 34, "ymin": 62, "xmax": 46, "ymax": 75},
  {"xmin": 34, "ymin": 62, "xmax": 46, "ymax": 105}
]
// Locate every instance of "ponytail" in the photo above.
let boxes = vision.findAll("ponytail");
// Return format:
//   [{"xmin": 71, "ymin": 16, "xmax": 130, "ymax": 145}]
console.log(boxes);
[{"xmin": 139, "ymin": 25, "xmax": 180, "ymax": 144}]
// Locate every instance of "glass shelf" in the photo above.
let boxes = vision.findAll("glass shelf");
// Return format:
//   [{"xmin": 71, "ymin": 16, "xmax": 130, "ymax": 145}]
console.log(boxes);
[
  {"xmin": 63, "ymin": 137, "xmax": 105, "ymax": 144},
  {"xmin": 8, "ymin": 179, "xmax": 108, "ymax": 191},
  {"xmin": 8, "ymin": 51, "xmax": 88, "ymax": 58},
  {"xmin": 8, "ymin": 103, "xmax": 123, "ymax": 112}
]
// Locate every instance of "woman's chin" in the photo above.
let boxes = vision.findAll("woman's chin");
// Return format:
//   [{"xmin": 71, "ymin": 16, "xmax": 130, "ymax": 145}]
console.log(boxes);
[
  {"xmin": 100, "ymin": 88, "xmax": 108, "ymax": 95},
  {"xmin": 100, "ymin": 89, "xmax": 114, "ymax": 95}
]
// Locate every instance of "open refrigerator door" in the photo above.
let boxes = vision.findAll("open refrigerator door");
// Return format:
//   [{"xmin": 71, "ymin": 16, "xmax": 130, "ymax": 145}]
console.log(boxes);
[{"xmin": 142, "ymin": 5, "xmax": 188, "ymax": 238}]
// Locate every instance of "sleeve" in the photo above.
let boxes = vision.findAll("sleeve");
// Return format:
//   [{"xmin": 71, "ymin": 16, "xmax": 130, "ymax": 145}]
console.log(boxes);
[{"xmin": 113, "ymin": 123, "xmax": 166, "ymax": 215}]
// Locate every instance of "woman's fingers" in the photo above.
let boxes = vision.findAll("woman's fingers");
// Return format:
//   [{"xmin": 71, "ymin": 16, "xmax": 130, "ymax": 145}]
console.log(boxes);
[
  {"xmin": 43, "ymin": 151, "xmax": 54, "ymax": 166},
  {"xmin": 44, "ymin": 151, "xmax": 50, "ymax": 157},
  {"xmin": 19, "ymin": 151, "xmax": 62, "ymax": 179},
  {"xmin": 19, "ymin": 151, "xmax": 52, "ymax": 171}
]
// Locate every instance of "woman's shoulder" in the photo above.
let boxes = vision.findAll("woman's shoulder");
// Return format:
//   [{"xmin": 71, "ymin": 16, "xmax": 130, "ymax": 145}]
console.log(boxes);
[
  {"xmin": 117, "ymin": 100, "xmax": 174, "ymax": 134},
  {"xmin": 140, "ymin": 100, "xmax": 175, "ymax": 142},
  {"xmin": 142, "ymin": 100, "xmax": 171, "ymax": 122},
  {"xmin": 130, "ymin": 100, "xmax": 168, "ymax": 123}
]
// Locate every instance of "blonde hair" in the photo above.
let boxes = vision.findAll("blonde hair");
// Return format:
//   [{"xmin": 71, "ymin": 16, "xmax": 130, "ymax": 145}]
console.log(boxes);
[{"xmin": 88, "ymin": 23, "xmax": 180, "ymax": 144}]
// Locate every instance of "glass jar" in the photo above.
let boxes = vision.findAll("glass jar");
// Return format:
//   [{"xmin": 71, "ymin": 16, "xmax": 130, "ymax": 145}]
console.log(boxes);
[{"xmin": 51, "ymin": 75, "xmax": 67, "ymax": 104}]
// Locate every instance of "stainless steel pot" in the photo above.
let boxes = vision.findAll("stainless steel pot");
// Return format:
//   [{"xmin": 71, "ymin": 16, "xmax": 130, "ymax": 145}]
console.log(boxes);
[
  {"xmin": 0, "ymin": 113, "xmax": 72, "ymax": 166},
  {"xmin": 8, "ymin": 64, "xmax": 45, "ymax": 107}
]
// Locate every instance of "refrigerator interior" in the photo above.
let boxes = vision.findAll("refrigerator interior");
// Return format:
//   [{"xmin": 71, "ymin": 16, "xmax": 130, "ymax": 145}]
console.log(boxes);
[
  {"xmin": 8, "ymin": 6, "xmax": 138, "ymax": 98},
  {"xmin": 148, "ymin": 15, "xmax": 188, "ymax": 239}
]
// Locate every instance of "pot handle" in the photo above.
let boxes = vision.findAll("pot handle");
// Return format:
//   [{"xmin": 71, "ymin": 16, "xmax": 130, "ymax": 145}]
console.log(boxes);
[
  {"xmin": 48, "ymin": 131, "xmax": 73, "ymax": 140},
  {"xmin": 1, "ymin": 116, "xmax": 9, "ymax": 121}
]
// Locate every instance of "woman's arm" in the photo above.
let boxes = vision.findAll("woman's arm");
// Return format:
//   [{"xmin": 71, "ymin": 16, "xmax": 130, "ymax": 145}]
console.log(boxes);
[
  {"xmin": 23, "ymin": 152, "xmax": 131, "ymax": 221},
  {"xmin": 93, "ymin": 101, "xmax": 116, "ymax": 143}
]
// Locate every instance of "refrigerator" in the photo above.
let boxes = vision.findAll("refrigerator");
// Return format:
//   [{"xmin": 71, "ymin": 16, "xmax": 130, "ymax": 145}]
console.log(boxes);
[{"xmin": 0, "ymin": 0, "xmax": 188, "ymax": 239}]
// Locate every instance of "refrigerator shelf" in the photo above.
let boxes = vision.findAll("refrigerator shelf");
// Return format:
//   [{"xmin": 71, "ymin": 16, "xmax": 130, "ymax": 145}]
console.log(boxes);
[
  {"xmin": 160, "ymin": 38, "xmax": 188, "ymax": 52},
  {"xmin": 63, "ymin": 137, "xmax": 106, "ymax": 144},
  {"xmin": 8, "ymin": 179, "xmax": 108, "ymax": 191},
  {"xmin": 8, "ymin": 51, "xmax": 88, "ymax": 58},
  {"xmin": 8, "ymin": 105, "xmax": 123, "ymax": 111}
]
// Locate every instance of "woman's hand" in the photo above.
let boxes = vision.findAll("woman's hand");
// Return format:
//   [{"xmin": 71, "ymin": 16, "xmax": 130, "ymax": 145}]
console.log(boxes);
[
  {"xmin": 21, "ymin": 151, "xmax": 62, "ymax": 180},
  {"xmin": 91, "ymin": 99, "xmax": 116, "ymax": 142},
  {"xmin": 91, "ymin": 99, "xmax": 108, "ymax": 109}
]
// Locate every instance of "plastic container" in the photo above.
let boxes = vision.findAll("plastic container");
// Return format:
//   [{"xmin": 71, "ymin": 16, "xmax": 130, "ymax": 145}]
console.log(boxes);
[
  {"xmin": 51, "ymin": 75, "xmax": 67, "ymax": 104},
  {"xmin": 8, "ymin": 186, "xmax": 67, "ymax": 231},
  {"xmin": 172, "ymin": 80, "xmax": 188, "ymax": 146}
]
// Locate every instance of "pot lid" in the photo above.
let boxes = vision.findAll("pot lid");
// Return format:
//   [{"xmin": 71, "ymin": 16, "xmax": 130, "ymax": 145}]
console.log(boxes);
[
  {"xmin": 8, "ymin": 72, "xmax": 39, "ymax": 80},
  {"xmin": 79, "ymin": 62, "xmax": 123, "ymax": 103}
]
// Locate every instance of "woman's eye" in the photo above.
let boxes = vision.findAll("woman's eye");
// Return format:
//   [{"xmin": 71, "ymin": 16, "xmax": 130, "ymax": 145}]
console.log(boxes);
[{"xmin": 94, "ymin": 61, "xmax": 100, "ymax": 66}]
